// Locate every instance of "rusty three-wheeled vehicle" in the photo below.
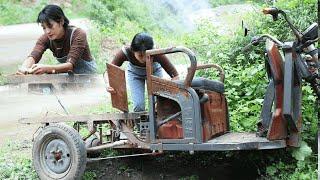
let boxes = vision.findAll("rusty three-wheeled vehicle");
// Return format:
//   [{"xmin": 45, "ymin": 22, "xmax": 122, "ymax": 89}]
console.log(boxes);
[{"xmin": 21, "ymin": 7, "xmax": 318, "ymax": 180}]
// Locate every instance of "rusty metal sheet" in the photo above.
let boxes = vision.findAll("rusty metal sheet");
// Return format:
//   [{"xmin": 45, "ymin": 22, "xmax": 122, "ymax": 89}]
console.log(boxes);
[
  {"xmin": 265, "ymin": 40, "xmax": 287, "ymax": 140},
  {"xmin": 201, "ymin": 92, "xmax": 228, "ymax": 141},
  {"xmin": 156, "ymin": 97, "xmax": 183, "ymax": 139},
  {"xmin": 150, "ymin": 77, "xmax": 180, "ymax": 95},
  {"xmin": 107, "ymin": 63, "xmax": 128, "ymax": 112}
]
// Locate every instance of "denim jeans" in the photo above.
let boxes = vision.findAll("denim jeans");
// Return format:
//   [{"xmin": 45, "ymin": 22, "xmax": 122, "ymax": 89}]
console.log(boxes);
[
  {"xmin": 127, "ymin": 62, "xmax": 162, "ymax": 112},
  {"xmin": 56, "ymin": 56, "xmax": 97, "ymax": 74}
]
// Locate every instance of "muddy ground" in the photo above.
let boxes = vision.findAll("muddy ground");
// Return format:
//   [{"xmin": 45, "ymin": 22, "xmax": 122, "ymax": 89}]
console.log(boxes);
[{"xmin": 86, "ymin": 152, "xmax": 260, "ymax": 180}]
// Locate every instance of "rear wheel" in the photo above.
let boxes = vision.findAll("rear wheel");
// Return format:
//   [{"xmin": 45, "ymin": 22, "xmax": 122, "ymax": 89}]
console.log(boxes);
[{"xmin": 33, "ymin": 123, "xmax": 87, "ymax": 180}]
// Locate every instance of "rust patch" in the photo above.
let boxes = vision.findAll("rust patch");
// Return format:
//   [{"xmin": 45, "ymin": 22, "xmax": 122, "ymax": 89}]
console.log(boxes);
[
  {"xmin": 201, "ymin": 91, "xmax": 228, "ymax": 141},
  {"xmin": 151, "ymin": 77, "xmax": 180, "ymax": 95},
  {"xmin": 156, "ymin": 97, "xmax": 183, "ymax": 139}
]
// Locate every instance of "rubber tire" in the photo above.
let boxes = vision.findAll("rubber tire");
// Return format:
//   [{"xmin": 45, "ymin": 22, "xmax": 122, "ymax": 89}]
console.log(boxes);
[{"xmin": 32, "ymin": 123, "xmax": 87, "ymax": 180}]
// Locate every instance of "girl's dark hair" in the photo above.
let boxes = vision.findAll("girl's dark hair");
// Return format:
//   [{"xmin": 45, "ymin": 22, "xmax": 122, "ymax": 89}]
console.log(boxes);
[
  {"xmin": 130, "ymin": 32, "xmax": 154, "ymax": 52},
  {"xmin": 37, "ymin": 5, "xmax": 69, "ymax": 29}
]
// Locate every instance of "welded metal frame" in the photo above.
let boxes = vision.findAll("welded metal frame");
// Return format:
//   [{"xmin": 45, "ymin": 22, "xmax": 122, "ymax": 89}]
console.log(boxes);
[
  {"xmin": 146, "ymin": 47, "xmax": 203, "ymax": 144},
  {"xmin": 20, "ymin": 46, "xmax": 292, "ymax": 155}
]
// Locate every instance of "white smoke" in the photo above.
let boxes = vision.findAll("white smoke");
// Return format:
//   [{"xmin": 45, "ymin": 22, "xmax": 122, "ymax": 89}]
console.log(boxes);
[{"xmin": 142, "ymin": 0, "xmax": 213, "ymax": 33}]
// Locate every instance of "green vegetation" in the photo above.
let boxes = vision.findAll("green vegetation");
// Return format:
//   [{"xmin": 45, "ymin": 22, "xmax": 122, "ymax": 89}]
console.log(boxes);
[
  {"xmin": 0, "ymin": 0, "xmax": 89, "ymax": 25},
  {"xmin": 209, "ymin": 0, "xmax": 263, "ymax": 7},
  {"xmin": 195, "ymin": 0, "xmax": 318, "ymax": 178},
  {"xmin": 0, "ymin": 141, "xmax": 38, "ymax": 179}
]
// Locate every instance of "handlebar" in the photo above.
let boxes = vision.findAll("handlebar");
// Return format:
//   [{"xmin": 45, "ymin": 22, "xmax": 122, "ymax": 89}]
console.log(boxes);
[
  {"xmin": 262, "ymin": 7, "xmax": 303, "ymax": 42},
  {"xmin": 242, "ymin": 34, "xmax": 284, "ymax": 52},
  {"xmin": 262, "ymin": 7, "xmax": 318, "ymax": 62},
  {"xmin": 146, "ymin": 46, "xmax": 197, "ymax": 88}
]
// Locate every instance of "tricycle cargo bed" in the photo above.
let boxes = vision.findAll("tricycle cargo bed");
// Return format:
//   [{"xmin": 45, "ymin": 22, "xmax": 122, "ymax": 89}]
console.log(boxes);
[{"xmin": 150, "ymin": 132, "xmax": 286, "ymax": 151}]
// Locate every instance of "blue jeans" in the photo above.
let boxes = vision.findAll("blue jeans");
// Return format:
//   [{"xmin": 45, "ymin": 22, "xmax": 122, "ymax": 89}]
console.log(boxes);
[
  {"xmin": 127, "ymin": 62, "xmax": 162, "ymax": 112},
  {"xmin": 56, "ymin": 56, "xmax": 97, "ymax": 74}
]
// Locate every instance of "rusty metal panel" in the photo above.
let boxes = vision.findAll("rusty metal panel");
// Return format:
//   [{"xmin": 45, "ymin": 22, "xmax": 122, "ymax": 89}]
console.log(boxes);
[
  {"xmin": 156, "ymin": 97, "xmax": 183, "ymax": 139},
  {"xmin": 107, "ymin": 63, "xmax": 128, "ymax": 112},
  {"xmin": 265, "ymin": 40, "xmax": 287, "ymax": 140},
  {"xmin": 201, "ymin": 91, "xmax": 228, "ymax": 141},
  {"xmin": 151, "ymin": 77, "xmax": 180, "ymax": 95}
]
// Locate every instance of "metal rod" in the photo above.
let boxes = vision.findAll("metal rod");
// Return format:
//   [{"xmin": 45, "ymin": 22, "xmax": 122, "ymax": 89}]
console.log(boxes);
[
  {"xmin": 51, "ymin": 86, "xmax": 70, "ymax": 115},
  {"xmin": 87, "ymin": 152, "xmax": 162, "ymax": 162},
  {"xmin": 157, "ymin": 112, "xmax": 181, "ymax": 127},
  {"xmin": 86, "ymin": 140, "xmax": 128, "ymax": 152}
]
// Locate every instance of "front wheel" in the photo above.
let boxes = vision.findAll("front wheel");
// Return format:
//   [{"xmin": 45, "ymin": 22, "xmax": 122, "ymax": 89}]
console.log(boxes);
[{"xmin": 32, "ymin": 123, "xmax": 87, "ymax": 180}]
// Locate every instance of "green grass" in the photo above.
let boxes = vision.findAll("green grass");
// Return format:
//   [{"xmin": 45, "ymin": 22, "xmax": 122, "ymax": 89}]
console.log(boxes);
[
  {"xmin": 0, "ymin": 0, "xmax": 90, "ymax": 26},
  {"xmin": 0, "ymin": 1, "xmax": 44, "ymax": 25},
  {"xmin": 0, "ymin": 140, "xmax": 38, "ymax": 179}
]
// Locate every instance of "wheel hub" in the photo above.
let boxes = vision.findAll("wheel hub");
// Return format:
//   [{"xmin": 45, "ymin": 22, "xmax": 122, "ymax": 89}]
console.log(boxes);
[{"xmin": 44, "ymin": 139, "xmax": 71, "ymax": 174}]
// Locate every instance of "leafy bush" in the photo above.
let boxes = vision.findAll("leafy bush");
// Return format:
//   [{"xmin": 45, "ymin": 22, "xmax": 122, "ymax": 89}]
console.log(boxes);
[{"xmin": 180, "ymin": 0, "xmax": 318, "ymax": 178}]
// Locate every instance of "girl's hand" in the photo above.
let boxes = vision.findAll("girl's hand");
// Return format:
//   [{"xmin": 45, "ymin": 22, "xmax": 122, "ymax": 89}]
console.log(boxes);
[
  {"xmin": 30, "ymin": 64, "xmax": 50, "ymax": 74},
  {"xmin": 106, "ymin": 86, "xmax": 116, "ymax": 94},
  {"xmin": 16, "ymin": 67, "xmax": 32, "ymax": 75}
]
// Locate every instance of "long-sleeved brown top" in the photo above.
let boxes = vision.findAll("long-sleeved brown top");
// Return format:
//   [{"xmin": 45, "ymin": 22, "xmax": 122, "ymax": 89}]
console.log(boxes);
[
  {"xmin": 111, "ymin": 46, "xmax": 178, "ymax": 78},
  {"xmin": 29, "ymin": 26, "xmax": 92, "ymax": 66}
]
